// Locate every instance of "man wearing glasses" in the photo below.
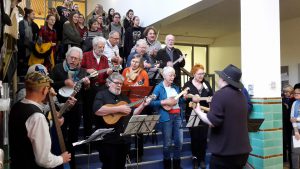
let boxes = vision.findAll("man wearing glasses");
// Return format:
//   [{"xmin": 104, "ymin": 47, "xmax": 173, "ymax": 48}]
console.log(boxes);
[
  {"xmin": 93, "ymin": 72, "xmax": 150, "ymax": 169},
  {"xmin": 50, "ymin": 46, "xmax": 90, "ymax": 169},
  {"xmin": 9, "ymin": 72, "xmax": 71, "ymax": 169}
]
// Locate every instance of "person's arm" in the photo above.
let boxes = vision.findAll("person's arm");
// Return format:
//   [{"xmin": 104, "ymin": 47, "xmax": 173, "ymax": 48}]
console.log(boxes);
[
  {"xmin": 194, "ymin": 104, "xmax": 213, "ymax": 126},
  {"xmin": 142, "ymin": 70, "xmax": 149, "ymax": 86},
  {"xmin": 26, "ymin": 113, "xmax": 64, "ymax": 168}
]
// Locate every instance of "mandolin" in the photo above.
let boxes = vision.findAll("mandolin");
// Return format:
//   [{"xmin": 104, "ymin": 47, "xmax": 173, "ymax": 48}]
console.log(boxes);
[
  {"xmin": 103, "ymin": 94, "xmax": 156, "ymax": 125},
  {"xmin": 162, "ymin": 87, "xmax": 190, "ymax": 111}
]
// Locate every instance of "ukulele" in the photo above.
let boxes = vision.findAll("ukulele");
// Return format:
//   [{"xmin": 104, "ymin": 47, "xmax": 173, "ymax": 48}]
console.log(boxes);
[
  {"xmin": 162, "ymin": 87, "xmax": 190, "ymax": 111},
  {"xmin": 103, "ymin": 94, "xmax": 156, "ymax": 125},
  {"xmin": 185, "ymin": 94, "xmax": 211, "ymax": 112}
]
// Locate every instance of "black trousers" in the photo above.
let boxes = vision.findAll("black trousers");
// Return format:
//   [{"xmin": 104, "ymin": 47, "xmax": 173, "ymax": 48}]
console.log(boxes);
[
  {"xmin": 98, "ymin": 142, "xmax": 130, "ymax": 169},
  {"xmin": 209, "ymin": 153, "xmax": 249, "ymax": 169},
  {"xmin": 189, "ymin": 125, "xmax": 208, "ymax": 161},
  {"xmin": 61, "ymin": 103, "xmax": 82, "ymax": 169},
  {"xmin": 82, "ymin": 85, "xmax": 107, "ymax": 138}
]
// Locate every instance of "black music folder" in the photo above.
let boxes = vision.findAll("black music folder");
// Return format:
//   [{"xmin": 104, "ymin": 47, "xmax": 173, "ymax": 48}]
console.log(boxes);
[{"xmin": 248, "ymin": 119, "xmax": 264, "ymax": 132}]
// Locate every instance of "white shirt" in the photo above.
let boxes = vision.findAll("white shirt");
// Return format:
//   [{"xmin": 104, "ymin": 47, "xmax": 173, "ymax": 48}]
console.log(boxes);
[
  {"xmin": 93, "ymin": 50, "xmax": 101, "ymax": 64},
  {"xmin": 103, "ymin": 40, "xmax": 119, "ymax": 61},
  {"xmin": 164, "ymin": 85, "xmax": 180, "ymax": 109},
  {"xmin": 22, "ymin": 99, "xmax": 63, "ymax": 168},
  {"xmin": 291, "ymin": 101, "xmax": 300, "ymax": 129}
]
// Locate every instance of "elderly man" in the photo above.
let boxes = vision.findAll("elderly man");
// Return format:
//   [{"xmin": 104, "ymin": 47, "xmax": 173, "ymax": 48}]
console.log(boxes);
[
  {"xmin": 93, "ymin": 72, "xmax": 151, "ymax": 169},
  {"xmin": 126, "ymin": 39, "xmax": 153, "ymax": 68},
  {"xmin": 156, "ymin": 34, "xmax": 185, "ymax": 87},
  {"xmin": 103, "ymin": 30, "xmax": 123, "ymax": 65},
  {"xmin": 194, "ymin": 64, "xmax": 251, "ymax": 169},
  {"xmin": 81, "ymin": 36, "xmax": 113, "ymax": 138},
  {"xmin": 9, "ymin": 72, "xmax": 71, "ymax": 169},
  {"xmin": 50, "ymin": 46, "xmax": 90, "ymax": 169}
]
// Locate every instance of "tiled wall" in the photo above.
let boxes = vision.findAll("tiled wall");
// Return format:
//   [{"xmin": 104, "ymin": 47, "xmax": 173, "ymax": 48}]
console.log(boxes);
[{"xmin": 248, "ymin": 98, "xmax": 283, "ymax": 169}]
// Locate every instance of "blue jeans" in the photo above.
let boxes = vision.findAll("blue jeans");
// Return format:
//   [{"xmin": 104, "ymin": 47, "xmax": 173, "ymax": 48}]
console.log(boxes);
[{"xmin": 161, "ymin": 113, "xmax": 183, "ymax": 159}]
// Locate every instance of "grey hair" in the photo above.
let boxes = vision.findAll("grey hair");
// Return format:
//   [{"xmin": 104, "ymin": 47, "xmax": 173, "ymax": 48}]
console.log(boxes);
[
  {"xmin": 162, "ymin": 66, "xmax": 175, "ymax": 78},
  {"xmin": 92, "ymin": 36, "xmax": 106, "ymax": 48},
  {"xmin": 106, "ymin": 72, "xmax": 124, "ymax": 85},
  {"xmin": 65, "ymin": 46, "xmax": 83, "ymax": 59},
  {"xmin": 165, "ymin": 34, "xmax": 175, "ymax": 43},
  {"xmin": 135, "ymin": 39, "xmax": 148, "ymax": 47},
  {"xmin": 108, "ymin": 30, "xmax": 120, "ymax": 38}
]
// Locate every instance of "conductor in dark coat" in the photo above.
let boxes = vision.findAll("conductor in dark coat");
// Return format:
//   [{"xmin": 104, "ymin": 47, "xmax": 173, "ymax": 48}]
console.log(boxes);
[{"xmin": 194, "ymin": 64, "xmax": 252, "ymax": 169}]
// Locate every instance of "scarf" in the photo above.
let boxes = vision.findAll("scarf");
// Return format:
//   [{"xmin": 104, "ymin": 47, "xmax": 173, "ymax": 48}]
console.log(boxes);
[
  {"xmin": 293, "ymin": 100, "xmax": 300, "ymax": 118},
  {"xmin": 63, "ymin": 60, "xmax": 80, "ymax": 82},
  {"xmin": 126, "ymin": 67, "xmax": 141, "ymax": 83}
]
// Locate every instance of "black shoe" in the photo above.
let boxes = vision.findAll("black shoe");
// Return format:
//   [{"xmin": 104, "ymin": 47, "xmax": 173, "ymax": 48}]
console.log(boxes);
[
  {"xmin": 199, "ymin": 161, "xmax": 206, "ymax": 169},
  {"xmin": 173, "ymin": 159, "xmax": 183, "ymax": 169},
  {"xmin": 192, "ymin": 157, "xmax": 199, "ymax": 169},
  {"xmin": 163, "ymin": 159, "xmax": 172, "ymax": 169}
]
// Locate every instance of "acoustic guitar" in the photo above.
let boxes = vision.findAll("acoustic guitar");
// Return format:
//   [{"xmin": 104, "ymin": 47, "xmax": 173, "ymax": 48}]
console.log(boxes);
[
  {"xmin": 162, "ymin": 87, "xmax": 190, "ymax": 111},
  {"xmin": 103, "ymin": 94, "xmax": 156, "ymax": 125}
]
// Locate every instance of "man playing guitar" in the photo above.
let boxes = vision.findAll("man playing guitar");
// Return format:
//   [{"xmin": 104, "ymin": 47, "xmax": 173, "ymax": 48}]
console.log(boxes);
[{"xmin": 93, "ymin": 72, "xmax": 151, "ymax": 169}]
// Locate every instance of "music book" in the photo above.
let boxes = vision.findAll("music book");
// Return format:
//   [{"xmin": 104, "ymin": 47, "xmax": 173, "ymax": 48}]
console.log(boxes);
[
  {"xmin": 72, "ymin": 128, "xmax": 114, "ymax": 146},
  {"xmin": 248, "ymin": 119, "xmax": 264, "ymax": 132},
  {"xmin": 293, "ymin": 136, "xmax": 300, "ymax": 148},
  {"xmin": 122, "ymin": 115, "xmax": 160, "ymax": 136},
  {"xmin": 186, "ymin": 110, "xmax": 201, "ymax": 127}
]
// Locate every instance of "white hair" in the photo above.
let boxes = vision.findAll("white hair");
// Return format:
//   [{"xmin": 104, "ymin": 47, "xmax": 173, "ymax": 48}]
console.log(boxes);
[
  {"xmin": 92, "ymin": 36, "xmax": 106, "ymax": 48},
  {"xmin": 65, "ymin": 46, "xmax": 83, "ymax": 59},
  {"xmin": 162, "ymin": 66, "xmax": 175, "ymax": 77},
  {"xmin": 106, "ymin": 72, "xmax": 124, "ymax": 86},
  {"xmin": 135, "ymin": 39, "xmax": 147, "ymax": 47}
]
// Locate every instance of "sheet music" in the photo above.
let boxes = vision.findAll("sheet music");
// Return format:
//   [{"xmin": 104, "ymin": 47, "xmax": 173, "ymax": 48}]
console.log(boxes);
[
  {"xmin": 122, "ymin": 115, "xmax": 160, "ymax": 135},
  {"xmin": 72, "ymin": 128, "xmax": 114, "ymax": 146},
  {"xmin": 186, "ymin": 110, "xmax": 201, "ymax": 127},
  {"xmin": 293, "ymin": 136, "xmax": 300, "ymax": 148}
]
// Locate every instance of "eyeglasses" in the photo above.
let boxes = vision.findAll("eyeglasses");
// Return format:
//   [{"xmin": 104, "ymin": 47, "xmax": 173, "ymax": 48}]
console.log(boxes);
[
  {"xmin": 196, "ymin": 72, "xmax": 206, "ymax": 76},
  {"xmin": 294, "ymin": 93, "xmax": 300, "ymax": 95},
  {"xmin": 68, "ymin": 56, "xmax": 80, "ymax": 61},
  {"xmin": 111, "ymin": 81, "xmax": 123, "ymax": 86}
]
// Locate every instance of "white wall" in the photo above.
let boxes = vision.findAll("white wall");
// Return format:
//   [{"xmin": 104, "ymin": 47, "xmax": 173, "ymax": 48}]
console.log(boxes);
[
  {"xmin": 281, "ymin": 17, "xmax": 300, "ymax": 86},
  {"xmin": 208, "ymin": 32, "xmax": 241, "ymax": 74},
  {"xmin": 87, "ymin": 0, "xmax": 201, "ymax": 26}
]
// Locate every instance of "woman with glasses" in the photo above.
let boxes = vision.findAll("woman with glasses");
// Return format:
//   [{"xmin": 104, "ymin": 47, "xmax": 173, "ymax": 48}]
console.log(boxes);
[
  {"xmin": 183, "ymin": 64, "xmax": 213, "ymax": 169},
  {"xmin": 150, "ymin": 66, "xmax": 187, "ymax": 169}
]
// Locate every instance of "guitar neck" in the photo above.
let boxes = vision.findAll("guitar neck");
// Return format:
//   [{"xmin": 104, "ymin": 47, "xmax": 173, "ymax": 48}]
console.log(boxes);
[
  {"xmin": 48, "ymin": 94, "xmax": 66, "ymax": 152},
  {"xmin": 174, "ymin": 89, "xmax": 188, "ymax": 100},
  {"xmin": 127, "ymin": 98, "xmax": 145, "ymax": 108}
]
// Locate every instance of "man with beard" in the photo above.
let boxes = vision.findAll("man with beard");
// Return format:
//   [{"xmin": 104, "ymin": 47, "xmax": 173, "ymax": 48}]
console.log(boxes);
[
  {"xmin": 9, "ymin": 72, "xmax": 71, "ymax": 169},
  {"xmin": 93, "ymin": 72, "xmax": 151, "ymax": 169}
]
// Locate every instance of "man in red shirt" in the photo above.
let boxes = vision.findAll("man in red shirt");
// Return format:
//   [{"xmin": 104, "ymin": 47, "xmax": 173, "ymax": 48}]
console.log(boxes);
[{"xmin": 81, "ymin": 36, "xmax": 113, "ymax": 138}]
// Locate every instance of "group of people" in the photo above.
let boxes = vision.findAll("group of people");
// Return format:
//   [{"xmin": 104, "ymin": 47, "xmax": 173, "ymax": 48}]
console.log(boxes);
[{"xmin": 7, "ymin": 1, "xmax": 254, "ymax": 169}]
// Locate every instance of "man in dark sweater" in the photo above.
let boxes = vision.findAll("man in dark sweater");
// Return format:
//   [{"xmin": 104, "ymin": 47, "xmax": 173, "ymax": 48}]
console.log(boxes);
[
  {"xmin": 194, "ymin": 64, "xmax": 252, "ymax": 169},
  {"xmin": 155, "ymin": 34, "xmax": 185, "ymax": 87}
]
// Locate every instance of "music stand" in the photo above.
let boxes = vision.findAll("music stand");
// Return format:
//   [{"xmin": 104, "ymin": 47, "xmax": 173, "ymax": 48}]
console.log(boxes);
[
  {"xmin": 72, "ymin": 128, "xmax": 114, "ymax": 169},
  {"xmin": 122, "ymin": 85, "xmax": 153, "ymax": 98},
  {"xmin": 121, "ymin": 115, "xmax": 160, "ymax": 169},
  {"xmin": 186, "ymin": 110, "xmax": 201, "ymax": 128},
  {"xmin": 248, "ymin": 119, "xmax": 264, "ymax": 132}
]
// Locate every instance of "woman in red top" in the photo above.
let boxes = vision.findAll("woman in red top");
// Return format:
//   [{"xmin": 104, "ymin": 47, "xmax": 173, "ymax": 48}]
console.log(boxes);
[
  {"xmin": 122, "ymin": 54, "xmax": 149, "ymax": 86},
  {"xmin": 30, "ymin": 14, "xmax": 57, "ymax": 70}
]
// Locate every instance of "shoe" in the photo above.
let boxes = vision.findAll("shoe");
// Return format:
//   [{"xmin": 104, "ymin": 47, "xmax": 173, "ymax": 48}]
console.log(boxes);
[
  {"xmin": 163, "ymin": 159, "xmax": 172, "ymax": 169},
  {"xmin": 173, "ymin": 159, "xmax": 183, "ymax": 169},
  {"xmin": 199, "ymin": 161, "xmax": 206, "ymax": 169},
  {"xmin": 192, "ymin": 157, "xmax": 199, "ymax": 169}
]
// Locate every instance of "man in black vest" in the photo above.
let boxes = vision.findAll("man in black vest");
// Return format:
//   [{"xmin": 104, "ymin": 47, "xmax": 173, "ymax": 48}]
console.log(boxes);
[
  {"xmin": 9, "ymin": 72, "xmax": 71, "ymax": 169},
  {"xmin": 194, "ymin": 64, "xmax": 252, "ymax": 169}
]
